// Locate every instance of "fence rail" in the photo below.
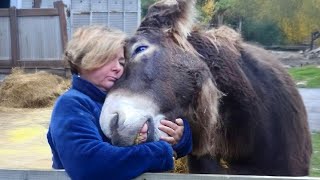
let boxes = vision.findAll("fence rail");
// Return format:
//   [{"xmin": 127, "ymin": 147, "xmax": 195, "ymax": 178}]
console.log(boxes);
[
  {"xmin": 0, "ymin": 1, "xmax": 67, "ymax": 74},
  {"xmin": 264, "ymin": 45, "xmax": 309, "ymax": 51},
  {"xmin": 0, "ymin": 169, "xmax": 320, "ymax": 180}
]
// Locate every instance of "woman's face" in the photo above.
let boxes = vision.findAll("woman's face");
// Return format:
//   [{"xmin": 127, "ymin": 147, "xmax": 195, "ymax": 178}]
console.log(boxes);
[{"xmin": 81, "ymin": 48, "xmax": 125, "ymax": 91}]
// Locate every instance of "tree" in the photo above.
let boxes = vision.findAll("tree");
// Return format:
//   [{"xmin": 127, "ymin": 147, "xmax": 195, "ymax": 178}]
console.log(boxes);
[
  {"xmin": 200, "ymin": 0, "xmax": 215, "ymax": 24},
  {"xmin": 141, "ymin": 0, "xmax": 157, "ymax": 18},
  {"xmin": 223, "ymin": 0, "xmax": 320, "ymax": 45},
  {"xmin": 226, "ymin": 0, "xmax": 260, "ymax": 32},
  {"xmin": 263, "ymin": 0, "xmax": 320, "ymax": 44},
  {"xmin": 310, "ymin": 31, "xmax": 320, "ymax": 50},
  {"xmin": 212, "ymin": 0, "xmax": 234, "ymax": 26}
]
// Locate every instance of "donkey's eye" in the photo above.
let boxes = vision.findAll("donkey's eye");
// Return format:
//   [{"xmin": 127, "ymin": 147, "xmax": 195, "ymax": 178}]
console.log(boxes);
[{"xmin": 133, "ymin": 46, "xmax": 148, "ymax": 56}]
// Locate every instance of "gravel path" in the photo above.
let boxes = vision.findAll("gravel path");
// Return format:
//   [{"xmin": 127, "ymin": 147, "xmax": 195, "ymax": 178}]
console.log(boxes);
[{"xmin": 299, "ymin": 88, "xmax": 320, "ymax": 132}]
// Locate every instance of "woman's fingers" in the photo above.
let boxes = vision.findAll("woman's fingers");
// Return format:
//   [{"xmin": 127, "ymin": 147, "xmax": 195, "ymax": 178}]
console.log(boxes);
[
  {"xmin": 159, "ymin": 124, "xmax": 175, "ymax": 136},
  {"xmin": 160, "ymin": 119, "xmax": 179, "ymax": 130},
  {"xmin": 160, "ymin": 136, "xmax": 176, "ymax": 144},
  {"xmin": 159, "ymin": 118, "xmax": 185, "ymax": 145},
  {"xmin": 175, "ymin": 118, "xmax": 184, "ymax": 126}
]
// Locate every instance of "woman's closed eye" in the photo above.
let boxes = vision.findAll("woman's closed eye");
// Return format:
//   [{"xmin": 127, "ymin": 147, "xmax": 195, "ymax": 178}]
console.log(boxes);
[{"xmin": 119, "ymin": 59, "xmax": 125, "ymax": 66}]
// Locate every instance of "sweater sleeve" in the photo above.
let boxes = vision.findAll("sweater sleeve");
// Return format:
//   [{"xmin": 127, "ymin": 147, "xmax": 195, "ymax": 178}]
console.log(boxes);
[
  {"xmin": 48, "ymin": 95, "xmax": 174, "ymax": 180},
  {"xmin": 172, "ymin": 119, "xmax": 193, "ymax": 159}
]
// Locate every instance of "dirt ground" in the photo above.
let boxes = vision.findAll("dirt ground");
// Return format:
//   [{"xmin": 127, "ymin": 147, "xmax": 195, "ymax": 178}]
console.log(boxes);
[
  {"xmin": 270, "ymin": 50, "xmax": 320, "ymax": 68},
  {"xmin": 0, "ymin": 106, "xmax": 52, "ymax": 169},
  {"xmin": 0, "ymin": 50, "xmax": 319, "ymax": 171}
]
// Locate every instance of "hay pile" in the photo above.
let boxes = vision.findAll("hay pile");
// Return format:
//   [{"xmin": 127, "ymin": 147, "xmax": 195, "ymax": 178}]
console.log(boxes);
[
  {"xmin": 174, "ymin": 157, "xmax": 189, "ymax": 173},
  {"xmin": 0, "ymin": 68, "xmax": 70, "ymax": 108}
]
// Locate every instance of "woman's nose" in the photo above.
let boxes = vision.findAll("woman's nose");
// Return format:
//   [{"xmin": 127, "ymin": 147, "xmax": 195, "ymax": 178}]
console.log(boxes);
[{"xmin": 112, "ymin": 61, "xmax": 122, "ymax": 72}]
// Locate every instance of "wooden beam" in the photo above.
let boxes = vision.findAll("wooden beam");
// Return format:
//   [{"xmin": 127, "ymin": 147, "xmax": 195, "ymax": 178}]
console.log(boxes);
[
  {"xmin": 0, "ymin": 170, "xmax": 320, "ymax": 180},
  {"xmin": 17, "ymin": 60, "xmax": 65, "ymax": 68},
  {"xmin": 9, "ymin": 7, "xmax": 19, "ymax": 67},
  {"xmin": 0, "ymin": 60, "xmax": 11, "ymax": 67},
  {"xmin": 54, "ymin": 1, "xmax": 68, "ymax": 59},
  {"xmin": 0, "ymin": 169, "xmax": 70, "ymax": 180},
  {"xmin": 136, "ymin": 173, "xmax": 320, "ymax": 180},
  {"xmin": 17, "ymin": 9, "xmax": 59, "ymax": 16},
  {"xmin": 0, "ymin": 68, "xmax": 12, "ymax": 74},
  {"xmin": 0, "ymin": 9, "xmax": 9, "ymax": 17}
]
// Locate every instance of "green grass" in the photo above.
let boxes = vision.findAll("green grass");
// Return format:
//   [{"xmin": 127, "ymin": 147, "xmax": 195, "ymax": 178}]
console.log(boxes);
[
  {"xmin": 288, "ymin": 65, "xmax": 320, "ymax": 88},
  {"xmin": 311, "ymin": 132, "xmax": 320, "ymax": 177}
]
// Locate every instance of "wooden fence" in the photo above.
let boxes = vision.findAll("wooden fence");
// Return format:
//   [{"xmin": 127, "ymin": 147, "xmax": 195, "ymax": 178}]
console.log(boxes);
[
  {"xmin": 0, "ymin": 1, "xmax": 67, "ymax": 75},
  {"xmin": 0, "ymin": 169, "xmax": 320, "ymax": 180}
]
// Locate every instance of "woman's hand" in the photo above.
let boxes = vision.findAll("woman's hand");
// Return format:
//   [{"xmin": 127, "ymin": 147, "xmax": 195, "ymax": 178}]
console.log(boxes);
[{"xmin": 158, "ymin": 118, "xmax": 184, "ymax": 145}]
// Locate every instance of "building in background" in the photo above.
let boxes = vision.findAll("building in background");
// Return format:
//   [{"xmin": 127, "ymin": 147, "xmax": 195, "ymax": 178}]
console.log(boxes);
[{"xmin": 8, "ymin": 0, "xmax": 141, "ymax": 37}]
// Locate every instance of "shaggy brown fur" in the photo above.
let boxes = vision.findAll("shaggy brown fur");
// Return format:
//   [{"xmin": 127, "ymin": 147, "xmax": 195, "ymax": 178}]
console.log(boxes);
[
  {"xmin": 186, "ymin": 27, "xmax": 311, "ymax": 175},
  {"xmin": 187, "ymin": 78, "xmax": 221, "ymax": 156}
]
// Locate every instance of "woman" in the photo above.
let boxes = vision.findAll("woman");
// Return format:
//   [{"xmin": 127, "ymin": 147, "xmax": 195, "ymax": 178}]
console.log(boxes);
[{"xmin": 47, "ymin": 25, "xmax": 192, "ymax": 180}]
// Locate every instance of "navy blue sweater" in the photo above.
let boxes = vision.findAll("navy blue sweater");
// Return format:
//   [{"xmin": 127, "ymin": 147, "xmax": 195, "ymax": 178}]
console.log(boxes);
[{"xmin": 47, "ymin": 75, "xmax": 192, "ymax": 180}]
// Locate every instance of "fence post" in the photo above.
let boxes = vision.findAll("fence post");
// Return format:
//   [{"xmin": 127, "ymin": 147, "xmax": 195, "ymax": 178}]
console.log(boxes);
[
  {"xmin": 33, "ymin": 0, "xmax": 42, "ymax": 8},
  {"xmin": 9, "ymin": 6, "xmax": 19, "ymax": 67},
  {"xmin": 54, "ymin": 1, "xmax": 68, "ymax": 52},
  {"xmin": 54, "ymin": 1, "xmax": 69, "ymax": 76}
]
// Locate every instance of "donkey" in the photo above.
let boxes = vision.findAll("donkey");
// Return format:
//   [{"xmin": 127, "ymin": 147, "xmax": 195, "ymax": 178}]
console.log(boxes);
[{"xmin": 100, "ymin": 0, "xmax": 312, "ymax": 176}]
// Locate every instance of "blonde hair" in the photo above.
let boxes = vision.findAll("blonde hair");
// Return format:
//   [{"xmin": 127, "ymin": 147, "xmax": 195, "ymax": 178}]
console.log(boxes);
[{"xmin": 64, "ymin": 25, "xmax": 126, "ymax": 74}]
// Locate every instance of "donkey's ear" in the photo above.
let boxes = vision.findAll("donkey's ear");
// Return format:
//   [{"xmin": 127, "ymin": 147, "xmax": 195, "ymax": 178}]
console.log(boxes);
[{"xmin": 139, "ymin": 0, "xmax": 196, "ymax": 38}]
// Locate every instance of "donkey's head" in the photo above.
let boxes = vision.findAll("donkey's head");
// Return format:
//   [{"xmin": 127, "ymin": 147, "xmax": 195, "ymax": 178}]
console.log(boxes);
[{"xmin": 100, "ymin": 0, "xmax": 220, "ymax": 156}]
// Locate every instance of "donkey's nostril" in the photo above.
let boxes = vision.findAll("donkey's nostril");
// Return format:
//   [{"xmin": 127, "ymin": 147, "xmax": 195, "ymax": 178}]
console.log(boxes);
[
  {"xmin": 146, "ymin": 118, "xmax": 154, "ymax": 142},
  {"xmin": 110, "ymin": 113, "xmax": 119, "ymax": 129}
]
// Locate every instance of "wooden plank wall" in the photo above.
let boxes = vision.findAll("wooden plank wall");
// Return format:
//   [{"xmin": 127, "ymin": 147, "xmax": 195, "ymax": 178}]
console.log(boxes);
[{"xmin": 0, "ymin": 1, "xmax": 67, "ymax": 73}]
